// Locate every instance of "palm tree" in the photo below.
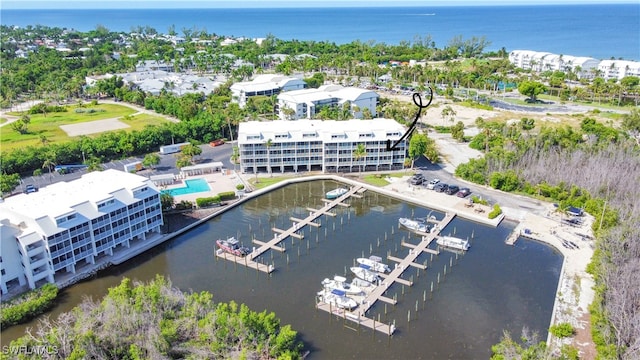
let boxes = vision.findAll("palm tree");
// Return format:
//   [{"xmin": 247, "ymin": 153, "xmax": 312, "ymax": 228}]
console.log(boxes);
[
  {"xmin": 231, "ymin": 146, "xmax": 240, "ymax": 171},
  {"xmin": 353, "ymin": 143, "xmax": 367, "ymax": 175},
  {"xmin": 42, "ymin": 153, "xmax": 57, "ymax": 181},
  {"xmin": 441, "ymin": 105, "xmax": 457, "ymax": 126},
  {"xmin": 265, "ymin": 138, "xmax": 273, "ymax": 177}
]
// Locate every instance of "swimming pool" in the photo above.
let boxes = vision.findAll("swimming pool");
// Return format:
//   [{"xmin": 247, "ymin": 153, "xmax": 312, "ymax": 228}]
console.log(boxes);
[{"xmin": 162, "ymin": 178, "xmax": 211, "ymax": 196}]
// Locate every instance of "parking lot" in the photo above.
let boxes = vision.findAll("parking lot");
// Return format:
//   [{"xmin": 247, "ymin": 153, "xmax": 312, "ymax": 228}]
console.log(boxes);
[{"xmin": 13, "ymin": 142, "xmax": 235, "ymax": 196}]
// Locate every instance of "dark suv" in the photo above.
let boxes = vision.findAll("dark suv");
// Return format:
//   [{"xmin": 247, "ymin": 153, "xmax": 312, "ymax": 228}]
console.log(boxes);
[
  {"xmin": 434, "ymin": 183, "xmax": 448, "ymax": 193},
  {"xmin": 446, "ymin": 185, "xmax": 460, "ymax": 195},
  {"xmin": 24, "ymin": 184, "xmax": 38, "ymax": 194}
]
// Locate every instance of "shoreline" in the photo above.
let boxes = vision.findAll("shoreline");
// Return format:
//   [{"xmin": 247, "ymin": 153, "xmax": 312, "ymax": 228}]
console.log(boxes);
[{"xmin": 3, "ymin": 172, "xmax": 594, "ymax": 356}]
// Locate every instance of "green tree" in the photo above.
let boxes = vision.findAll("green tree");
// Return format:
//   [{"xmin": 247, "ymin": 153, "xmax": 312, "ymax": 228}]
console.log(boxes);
[
  {"xmin": 230, "ymin": 146, "xmax": 240, "ymax": 171},
  {"xmin": 0, "ymin": 173, "xmax": 20, "ymax": 196},
  {"xmin": 353, "ymin": 143, "xmax": 367, "ymax": 174},
  {"xmin": 142, "ymin": 153, "xmax": 161, "ymax": 169},
  {"xmin": 440, "ymin": 105, "xmax": 456, "ymax": 125},
  {"xmin": 10, "ymin": 114, "xmax": 31, "ymax": 134},
  {"xmin": 160, "ymin": 193, "xmax": 174, "ymax": 211},
  {"xmin": 42, "ymin": 152, "xmax": 57, "ymax": 181},
  {"xmin": 518, "ymin": 80, "xmax": 548, "ymax": 102},
  {"xmin": 265, "ymin": 138, "xmax": 273, "ymax": 177},
  {"xmin": 408, "ymin": 133, "xmax": 428, "ymax": 168},
  {"xmin": 451, "ymin": 121, "xmax": 465, "ymax": 142}
]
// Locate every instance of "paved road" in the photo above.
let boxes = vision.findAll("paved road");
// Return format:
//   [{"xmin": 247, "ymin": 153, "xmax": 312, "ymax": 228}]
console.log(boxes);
[{"xmin": 412, "ymin": 157, "xmax": 546, "ymax": 219}]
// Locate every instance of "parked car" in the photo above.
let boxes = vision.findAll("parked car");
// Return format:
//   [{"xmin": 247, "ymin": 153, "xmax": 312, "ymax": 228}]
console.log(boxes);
[
  {"xmin": 409, "ymin": 174, "xmax": 424, "ymax": 185},
  {"xmin": 24, "ymin": 184, "xmax": 38, "ymax": 194},
  {"xmin": 425, "ymin": 179, "xmax": 440, "ymax": 189},
  {"xmin": 457, "ymin": 187, "xmax": 471, "ymax": 198},
  {"xmin": 434, "ymin": 183, "xmax": 448, "ymax": 193},
  {"xmin": 209, "ymin": 139, "xmax": 225, "ymax": 147},
  {"xmin": 445, "ymin": 185, "xmax": 460, "ymax": 195}
]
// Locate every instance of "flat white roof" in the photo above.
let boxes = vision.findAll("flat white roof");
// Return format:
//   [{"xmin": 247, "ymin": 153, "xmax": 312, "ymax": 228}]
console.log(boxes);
[
  {"xmin": 278, "ymin": 85, "xmax": 378, "ymax": 104},
  {"xmin": 0, "ymin": 169, "xmax": 155, "ymax": 222},
  {"xmin": 238, "ymin": 118, "xmax": 405, "ymax": 144}
]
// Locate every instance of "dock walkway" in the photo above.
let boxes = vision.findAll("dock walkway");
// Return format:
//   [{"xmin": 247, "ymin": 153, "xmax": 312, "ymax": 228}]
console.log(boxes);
[
  {"xmin": 215, "ymin": 186, "xmax": 365, "ymax": 272},
  {"xmin": 316, "ymin": 212, "xmax": 456, "ymax": 335}
]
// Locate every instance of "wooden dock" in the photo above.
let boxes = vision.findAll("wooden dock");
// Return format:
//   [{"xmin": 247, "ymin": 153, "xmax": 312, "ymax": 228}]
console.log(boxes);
[
  {"xmin": 216, "ymin": 186, "xmax": 365, "ymax": 272},
  {"xmin": 316, "ymin": 212, "xmax": 457, "ymax": 335}
]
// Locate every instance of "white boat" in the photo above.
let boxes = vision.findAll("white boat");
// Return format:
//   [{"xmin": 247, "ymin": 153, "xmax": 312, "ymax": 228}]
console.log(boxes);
[
  {"xmin": 436, "ymin": 236, "xmax": 470, "ymax": 251},
  {"xmin": 356, "ymin": 256, "xmax": 390, "ymax": 273},
  {"xmin": 326, "ymin": 187, "xmax": 348, "ymax": 199},
  {"xmin": 351, "ymin": 278, "xmax": 374, "ymax": 289},
  {"xmin": 317, "ymin": 289, "xmax": 358, "ymax": 310},
  {"xmin": 398, "ymin": 217, "xmax": 430, "ymax": 233},
  {"xmin": 350, "ymin": 265, "xmax": 381, "ymax": 283},
  {"xmin": 321, "ymin": 276, "xmax": 363, "ymax": 295}
]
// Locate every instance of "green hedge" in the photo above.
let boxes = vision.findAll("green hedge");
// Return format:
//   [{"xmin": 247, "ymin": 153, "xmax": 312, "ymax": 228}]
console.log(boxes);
[
  {"xmin": 1, "ymin": 283, "xmax": 59, "ymax": 329},
  {"xmin": 196, "ymin": 195, "xmax": 221, "ymax": 207},
  {"xmin": 218, "ymin": 191, "xmax": 236, "ymax": 201},
  {"xmin": 488, "ymin": 204, "xmax": 502, "ymax": 219}
]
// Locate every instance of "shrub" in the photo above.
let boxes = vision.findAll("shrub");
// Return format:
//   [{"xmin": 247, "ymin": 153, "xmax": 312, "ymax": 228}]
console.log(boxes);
[
  {"xmin": 488, "ymin": 204, "xmax": 502, "ymax": 219},
  {"xmin": 218, "ymin": 191, "xmax": 236, "ymax": 201},
  {"xmin": 236, "ymin": 184, "xmax": 245, "ymax": 190},
  {"xmin": 549, "ymin": 322, "xmax": 576, "ymax": 338},
  {"xmin": 196, "ymin": 196, "xmax": 221, "ymax": 207},
  {"xmin": 174, "ymin": 200, "xmax": 194, "ymax": 211},
  {"xmin": 1, "ymin": 283, "xmax": 59, "ymax": 329},
  {"xmin": 471, "ymin": 195, "xmax": 488, "ymax": 205}
]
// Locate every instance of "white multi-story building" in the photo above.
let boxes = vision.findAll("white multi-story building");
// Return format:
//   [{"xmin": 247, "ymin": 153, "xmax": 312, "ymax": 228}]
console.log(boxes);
[
  {"xmin": 277, "ymin": 85, "xmax": 379, "ymax": 120},
  {"xmin": 230, "ymin": 74, "xmax": 307, "ymax": 108},
  {"xmin": 238, "ymin": 119, "xmax": 406, "ymax": 174},
  {"xmin": 0, "ymin": 170, "xmax": 163, "ymax": 294},
  {"xmin": 508, "ymin": 50, "xmax": 638, "ymax": 80},
  {"xmin": 597, "ymin": 60, "xmax": 640, "ymax": 81}
]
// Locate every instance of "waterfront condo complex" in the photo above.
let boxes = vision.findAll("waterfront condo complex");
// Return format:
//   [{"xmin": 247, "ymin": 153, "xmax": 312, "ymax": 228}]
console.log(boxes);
[
  {"xmin": 0, "ymin": 170, "xmax": 163, "ymax": 294},
  {"xmin": 237, "ymin": 118, "xmax": 407, "ymax": 174},
  {"xmin": 277, "ymin": 85, "xmax": 379, "ymax": 120}
]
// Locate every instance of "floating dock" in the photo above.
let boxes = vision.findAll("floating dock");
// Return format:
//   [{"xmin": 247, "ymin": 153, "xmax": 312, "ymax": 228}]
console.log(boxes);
[
  {"xmin": 215, "ymin": 186, "xmax": 365, "ymax": 272},
  {"xmin": 316, "ymin": 212, "xmax": 456, "ymax": 335}
]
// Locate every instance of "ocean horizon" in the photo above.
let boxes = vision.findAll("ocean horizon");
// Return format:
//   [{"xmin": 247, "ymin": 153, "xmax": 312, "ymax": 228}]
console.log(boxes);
[{"xmin": 2, "ymin": 4, "xmax": 639, "ymax": 61}]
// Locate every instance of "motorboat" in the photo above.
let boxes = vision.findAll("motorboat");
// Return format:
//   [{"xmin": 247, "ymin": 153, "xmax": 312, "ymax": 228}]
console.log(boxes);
[
  {"xmin": 216, "ymin": 237, "xmax": 251, "ymax": 257},
  {"xmin": 350, "ymin": 265, "xmax": 381, "ymax": 283},
  {"xmin": 356, "ymin": 256, "xmax": 390, "ymax": 273},
  {"xmin": 351, "ymin": 277, "xmax": 374, "ymax": 289},
  {"xmin": 436, "ymin": 236, "xmax": 470, "ymax": 251},
  {"xmin": 321, "ymin": 275, "xmax": 363, "ymax": 295},
  {"xmin": 398, "ymin": 217, "xmax": 430, "ymax": 233},
  {"xmin": 317, "ymin": 289, "xmax": 358, "ymax": 310},
  {"xmin": 325, "ymin": 187, "xmax": 348, "ymax": 199}
]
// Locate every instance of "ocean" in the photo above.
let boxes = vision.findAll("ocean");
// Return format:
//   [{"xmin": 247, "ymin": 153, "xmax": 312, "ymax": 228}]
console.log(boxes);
[{"xmin": 2, "ymin": 4, "xmax": 639, "ymax": 61}]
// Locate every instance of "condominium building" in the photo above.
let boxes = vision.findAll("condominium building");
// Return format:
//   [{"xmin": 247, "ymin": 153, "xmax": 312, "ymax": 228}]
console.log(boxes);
[
  {"xmin": 597, "ymin": 60, "xmax": 640, "ymax": 81},
  {"xmin": 230, "ymin": 74, "xmax": 307, "ymax": 108},
  {"xmin": 509, "ymin": 50, "xmax": 600, "ymax": 79},
  {"xmin": 238, "ymin": 119, "xmax": 407, "ymax": 174},
  {"xmin": 277, "ymin": 85, "xmax": 379, "ymax": 120},
  {"xmin": 0, "ymin": 170, "xmax": 163, "ymax": 294}
]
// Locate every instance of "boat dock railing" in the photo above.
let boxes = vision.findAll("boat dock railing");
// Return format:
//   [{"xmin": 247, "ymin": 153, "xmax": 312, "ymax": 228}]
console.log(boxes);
[
  {"xmin": 216, "ymin": 186, "xmax": 365, "ymax": 272},
  {"xmin": 316, "ymin": 212, "xmax": 456, "ymax": 336}
]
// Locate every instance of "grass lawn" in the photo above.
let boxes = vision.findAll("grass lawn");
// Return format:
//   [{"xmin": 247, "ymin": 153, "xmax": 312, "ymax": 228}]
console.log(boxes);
[
  {"xmin": 0, "ymin": 118, "xmax": 7, "ymax": 124},
  {"xmin": 1, "ymin": 104, "xmax": 168, "ymax": 151},
  {"xmin": 362, "ymin": 171, "xmax": 413, "ymax": 187},
  {"xmin": 249, "ymin": 175, "xmax": 293, "ymax": 189}
]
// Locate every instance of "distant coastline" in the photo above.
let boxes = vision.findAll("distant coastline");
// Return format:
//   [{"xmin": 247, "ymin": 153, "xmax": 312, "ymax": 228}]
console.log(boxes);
[{"xmin": 2, "ymin": 4, "xmax": 638, "ymax": 60}]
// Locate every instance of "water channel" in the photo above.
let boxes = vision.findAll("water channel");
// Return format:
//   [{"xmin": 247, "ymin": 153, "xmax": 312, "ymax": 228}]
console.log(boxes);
[{"xmin": 1, "ymin": 180, "xmax": 563, "ymax": 359}]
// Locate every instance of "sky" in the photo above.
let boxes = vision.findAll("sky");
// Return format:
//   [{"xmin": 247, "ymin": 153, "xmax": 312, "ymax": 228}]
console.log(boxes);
[{"xmin": 2, "ymin": 0, "xmax": 638, "ymax": 10}]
